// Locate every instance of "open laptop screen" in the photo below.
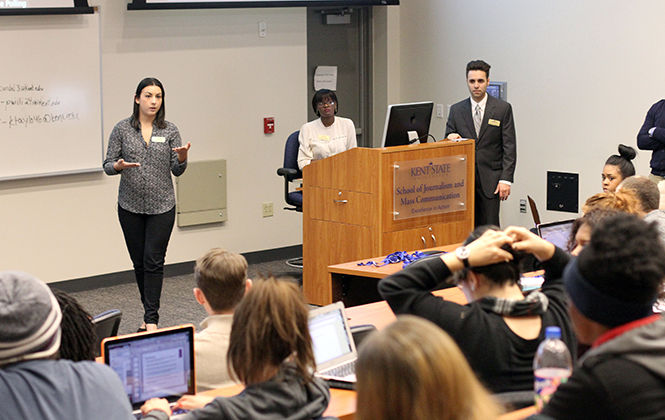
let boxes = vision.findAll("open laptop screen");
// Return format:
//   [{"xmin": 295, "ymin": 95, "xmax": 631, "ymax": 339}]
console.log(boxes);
[
  {"xmin": 309, "ymin": 303, "xmax": 355, "ymax": 369},
  {"xmin": 537, "ymin": 219, "xmax": 575, "ymax": 251},
  {"xmin": 102, "ymin": 325, "xmax": 195, "ymax": 409}
]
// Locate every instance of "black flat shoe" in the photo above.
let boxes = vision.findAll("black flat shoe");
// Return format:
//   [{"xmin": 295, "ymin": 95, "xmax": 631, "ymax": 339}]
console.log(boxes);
[{"xmin": 137, "ymin": 326, "xmax": 147, "ymax": 333}]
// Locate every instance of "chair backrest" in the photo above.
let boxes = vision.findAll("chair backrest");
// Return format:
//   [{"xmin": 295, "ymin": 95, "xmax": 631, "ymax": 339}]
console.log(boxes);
[
  {"xmin": 92, "ymin": 309, "xmax": 122, "ymax": 357},
  {"xmin": 283, "ymin": 130, "xmax": 302, "ymax": 181},
  {"xmin": 527, "ymin": 195, "xmax": 541, "ymax": 226}
]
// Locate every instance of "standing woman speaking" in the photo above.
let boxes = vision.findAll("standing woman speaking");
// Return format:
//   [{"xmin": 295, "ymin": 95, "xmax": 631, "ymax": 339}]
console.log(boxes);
[{"xmin": 104, "ymin": 77, "xmax": 191, "ymax": 332}]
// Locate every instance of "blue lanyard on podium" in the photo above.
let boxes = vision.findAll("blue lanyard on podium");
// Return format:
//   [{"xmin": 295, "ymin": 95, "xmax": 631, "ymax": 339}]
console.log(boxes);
[{"xmin": 357, "ymin": 251, "xmax": 429, "ymax": 269}]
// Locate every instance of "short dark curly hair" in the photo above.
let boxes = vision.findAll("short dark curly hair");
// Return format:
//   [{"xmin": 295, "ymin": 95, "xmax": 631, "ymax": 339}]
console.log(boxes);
[{"xmin": 578, "ymin": 213, "xmax": 665, "ymax": 304}]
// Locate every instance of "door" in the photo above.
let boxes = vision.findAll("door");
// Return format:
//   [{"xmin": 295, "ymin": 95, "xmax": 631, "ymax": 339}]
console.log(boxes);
[{"xmin": 306, "ymin": 7, "xmax": 372, "ymax": 147}]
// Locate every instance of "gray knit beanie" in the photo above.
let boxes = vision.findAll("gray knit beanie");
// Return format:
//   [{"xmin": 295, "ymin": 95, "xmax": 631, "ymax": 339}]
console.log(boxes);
[{"xmin": 0, "ymin": 271, "xmax": 62, "ymax": 366}]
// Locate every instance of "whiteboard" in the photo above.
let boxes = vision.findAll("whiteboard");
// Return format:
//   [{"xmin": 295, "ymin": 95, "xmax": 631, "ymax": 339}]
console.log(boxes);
[{"xmin": 0, "ymin": 12, "xmax": 102, "ymax": 180}]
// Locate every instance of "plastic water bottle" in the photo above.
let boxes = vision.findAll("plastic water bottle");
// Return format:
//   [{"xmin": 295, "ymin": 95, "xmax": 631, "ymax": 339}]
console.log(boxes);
[{"xmin": 533, "ymin": 326, "xmax": 572, "ymax": 412}]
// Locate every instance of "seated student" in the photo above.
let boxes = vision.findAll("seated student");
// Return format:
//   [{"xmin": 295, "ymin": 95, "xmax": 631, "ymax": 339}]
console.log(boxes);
[
  {"xmin": 617, "ymin": 175, "xmax": 665, "ymax": 243},
  {"xmin": 0, "ymin": 271, "xmax": 133, "ymax": 420},
  {"xmin": 379, "ymin": 227, "xmax": 576, "ymax": 393},
  {"xmin": 582, "ymin": 189, "xmax": 641, "ymax": 214},
  {"xmin": 568, "ymin": 208, "xmax": 622, "ymax": 256},
  {"xmin": 601, "ymin": 144, "xmax": 636, "ymax": 193},
  {"xmin": 192, "ymin": 248, "xmax": 252, "ymax": 392},
  {"xmin": 539, "ymin": 213, "xmax": 665, "ymax": 419},
  {"xmin": 140, "ymin": 277, "xmax": 330, "ymax": 420},
  {"xmin": 356, "ymin": 315, "xmax": 502, "ymax": 420},
  {"xmin": 50, "ymin": 288, "xmax": 96, "ymax": 362}
]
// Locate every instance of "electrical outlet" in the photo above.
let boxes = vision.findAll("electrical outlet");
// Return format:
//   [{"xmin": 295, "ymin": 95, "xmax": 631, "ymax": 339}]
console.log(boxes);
[
  {"xmin": 435, "ymin": 104, "xmax": 444, "ymax": 119},
  {"xmin": 262, "ymin": 201, "xmax": 274, "ymax": 217},
  {"xmin": 519, "ymin": 199, "xmax": 527, "ymax": 213}
]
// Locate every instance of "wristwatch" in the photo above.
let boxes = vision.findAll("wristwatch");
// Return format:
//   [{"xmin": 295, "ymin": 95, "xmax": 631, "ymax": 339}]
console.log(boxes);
[{"xmin": 455, "ymin": 246, "xmax": 470, "ymax": 268}]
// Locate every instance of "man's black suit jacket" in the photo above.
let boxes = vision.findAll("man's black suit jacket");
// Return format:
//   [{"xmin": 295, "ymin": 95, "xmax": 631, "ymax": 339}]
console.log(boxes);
[{"xmin": 445, "ymin": 95, "xmax": 516, "ymax": 199}]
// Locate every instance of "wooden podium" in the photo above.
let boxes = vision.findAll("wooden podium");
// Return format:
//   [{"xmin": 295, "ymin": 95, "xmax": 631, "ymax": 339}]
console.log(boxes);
[{"xmin": 302, "ymin": 140, "xmax": 475, "ymax": 305}]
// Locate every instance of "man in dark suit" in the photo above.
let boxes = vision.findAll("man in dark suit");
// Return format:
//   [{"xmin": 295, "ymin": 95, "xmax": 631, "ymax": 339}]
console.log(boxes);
[{"xmin": 446, "ymin": 60, "xmax": 516, "ymax": 227}]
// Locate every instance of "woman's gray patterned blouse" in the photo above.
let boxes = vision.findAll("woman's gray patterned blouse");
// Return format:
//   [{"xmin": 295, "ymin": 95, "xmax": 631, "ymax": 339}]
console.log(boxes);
[{"xmin": 103, "ymin": 117, "xmax": 187, "ymax": 215}]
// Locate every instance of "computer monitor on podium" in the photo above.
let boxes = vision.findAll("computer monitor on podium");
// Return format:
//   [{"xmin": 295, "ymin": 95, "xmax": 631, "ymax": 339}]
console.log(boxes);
[{"xmin": 381, "ymin": 101, "xmax": 434, "ymax": 147}]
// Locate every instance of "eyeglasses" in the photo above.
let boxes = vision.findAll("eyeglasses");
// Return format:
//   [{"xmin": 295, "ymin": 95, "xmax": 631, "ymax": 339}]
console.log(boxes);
[{"xmin": 317, "ymin": 100, "xmax": 336, "ymax": 107}]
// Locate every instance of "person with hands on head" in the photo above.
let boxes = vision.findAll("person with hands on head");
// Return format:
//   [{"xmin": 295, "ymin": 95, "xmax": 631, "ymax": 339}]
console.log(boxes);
[
  {"xmin": 378, "ymin": 227, "xmax": 575, "ymax": 392},
  {"xmin": 103, "ymin": 77, "xmax": 190, "ymax": 333}
]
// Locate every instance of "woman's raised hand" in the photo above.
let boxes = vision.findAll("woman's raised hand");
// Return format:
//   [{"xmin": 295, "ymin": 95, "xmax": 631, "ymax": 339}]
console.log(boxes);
[
  {"xmin": 113, "ymin": 158, "xmax": 140, "ymax": 171},
  {"xmin": 173, "ymin": 141, "xmax": 191, "ymax": 163}
]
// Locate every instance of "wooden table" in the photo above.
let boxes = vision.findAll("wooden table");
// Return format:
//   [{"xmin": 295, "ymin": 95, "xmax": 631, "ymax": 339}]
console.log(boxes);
[{"xmin": 326, "ymin": 243, "xmax": 459, "ymax": 306}]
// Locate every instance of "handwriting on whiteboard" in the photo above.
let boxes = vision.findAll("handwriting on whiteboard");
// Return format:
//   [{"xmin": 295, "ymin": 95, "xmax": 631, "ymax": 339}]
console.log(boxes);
[{"xmin": 0, "ymin": 83, "xmax": 80, "ymax": 128}]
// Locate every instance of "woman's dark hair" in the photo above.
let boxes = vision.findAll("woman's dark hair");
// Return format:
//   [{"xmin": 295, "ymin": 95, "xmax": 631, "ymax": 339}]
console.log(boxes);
[
  {"xmin": 578, "ymin": 213, "xmax": 665, "ymax": 304},
  {"xmin": 453, "ymin": 225, "xmax": 522, "ymax": 287},
  {"xmin": 311, "ymin": 89, "xmax": 338, "ymax": 116},
  {"xmin": 130, "ymin": 77, "xmax": 166, "ymax": 130},
  {"xmin": 567, "ymin": 208, "xmax": 623, "ymax": 252},
  {"xmin": 604, "ymin": 144, "xmax": 636, "ymax": 179},
  {"xmin": 50, "ymin": 288, "xmax": 96, "ymax": 362}
]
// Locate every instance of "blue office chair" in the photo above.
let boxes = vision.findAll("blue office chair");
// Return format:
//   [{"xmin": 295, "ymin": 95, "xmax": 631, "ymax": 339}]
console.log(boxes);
[
  {"xmin": 277, "ymin": 130, "xmax": 303, "ymax": 268},
  {"xmin": 277, "ymin": 130, "xmax": 303, "ymax": 211},
  {"xmin": 92, "ymin": 309, "xmax": 122, "ymax": 357}
]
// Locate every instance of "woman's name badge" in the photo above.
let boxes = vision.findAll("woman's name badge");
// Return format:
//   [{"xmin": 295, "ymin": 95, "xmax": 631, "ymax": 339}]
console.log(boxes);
[
  {"xmin": 318, "ymin": 134, "xmax": 330, "ymax": 141},
  {"xmin": 152, "ymin": 136, "xmax": 166, "ymax": 143}
]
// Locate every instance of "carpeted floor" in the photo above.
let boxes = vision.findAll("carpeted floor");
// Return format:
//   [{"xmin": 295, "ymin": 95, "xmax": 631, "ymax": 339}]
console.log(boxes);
[{"xmin": 67, "ymin": 259, "xmax": 302, "ymax": 335}]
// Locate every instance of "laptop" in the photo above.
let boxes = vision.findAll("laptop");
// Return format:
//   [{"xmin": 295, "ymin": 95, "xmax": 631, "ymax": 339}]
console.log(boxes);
[
  {"xmin": 309, "ymin": 302, "xmax": 358, "ymax": 388},
  {"xmin": 537, "ymin": 219, "xmax": 575, "ymax": 251},
  {"xmin": 102, "ymin": 324, "xmax": 196, "ymax": 417}
]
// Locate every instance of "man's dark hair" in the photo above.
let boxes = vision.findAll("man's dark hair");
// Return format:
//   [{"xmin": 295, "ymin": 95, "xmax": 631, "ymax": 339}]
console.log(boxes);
[
  {"xmin": 578, "ymin": 213, "xmax": 665, "ymax": 304},
  {"xmin": 466, "ymin": 60, "xmax": 491, "ymax": 79}
]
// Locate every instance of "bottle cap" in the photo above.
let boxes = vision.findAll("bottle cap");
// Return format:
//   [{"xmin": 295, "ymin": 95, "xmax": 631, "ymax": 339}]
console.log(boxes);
[{"xmin": 545, "ymin": 326, "xmax": 561, "ymax": 339}]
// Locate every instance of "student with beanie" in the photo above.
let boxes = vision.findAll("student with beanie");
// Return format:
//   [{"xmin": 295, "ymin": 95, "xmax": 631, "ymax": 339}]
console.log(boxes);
[
  {"xmin": 541, "ymin": 213, "xmax": 665, "ymax": 419},
  {"xmin": 0, "ymin": 271, "xmax": 133, "ymax": 420}
]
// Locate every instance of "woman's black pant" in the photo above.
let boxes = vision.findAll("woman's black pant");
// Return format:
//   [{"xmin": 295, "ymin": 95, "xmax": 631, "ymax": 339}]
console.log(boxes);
[{"xmin": 118, "ymin": 206, "xmax": 175, "ymax": 325}]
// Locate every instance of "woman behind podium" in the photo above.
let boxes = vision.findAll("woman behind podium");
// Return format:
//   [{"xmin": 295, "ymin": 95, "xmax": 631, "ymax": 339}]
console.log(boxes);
[
  {"xmin": 356, "ymin": 316, "xmax": 501, "ymax": 420},
  {"xmin": 103, "ymin": 77, "xmax": 191, "ymax": 332},
  {"xmin": 297, "ymin": 89, "xmax": 357, "ymax": 169},
  {"xmin": 140, "ymin": 277, "xmax": 330, "ymax": 419}
]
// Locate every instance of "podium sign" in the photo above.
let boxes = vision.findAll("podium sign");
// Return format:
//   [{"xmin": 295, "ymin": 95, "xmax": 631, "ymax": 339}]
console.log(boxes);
[{"xmin": 393, "ymin": 155, "xmax": 468, "ymax": 220}]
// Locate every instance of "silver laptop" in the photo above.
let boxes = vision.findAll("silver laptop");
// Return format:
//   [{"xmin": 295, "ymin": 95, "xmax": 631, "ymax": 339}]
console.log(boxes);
[
  {"xmin": 309, "ymin": 302, "xmax": 358, "ymax": 384},
  {"xmin": 102, "ymin": 324, "xmax": 196, "ymax": 418}
]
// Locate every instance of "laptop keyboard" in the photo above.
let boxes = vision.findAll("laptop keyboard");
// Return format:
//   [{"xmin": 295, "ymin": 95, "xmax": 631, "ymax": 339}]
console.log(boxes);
[{"xmin": 325, "ymin": 360, "xmax": 356, "ymax": 378}]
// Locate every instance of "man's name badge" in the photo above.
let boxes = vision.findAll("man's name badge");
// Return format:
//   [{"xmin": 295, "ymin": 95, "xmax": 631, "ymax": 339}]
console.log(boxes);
[
  {"xmin": 318, "ymin": 134, "xmax": 330, "ymax": 141},
  {"xmin": 152, "ymin": 136, "xmax": 166, "ymax": 143},
  {"xmin": 488, "ymin": 119, "xmax": 501, "ymax": 127}
]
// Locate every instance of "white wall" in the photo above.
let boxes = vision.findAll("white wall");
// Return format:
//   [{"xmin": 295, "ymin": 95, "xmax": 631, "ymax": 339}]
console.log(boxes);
[
  {"xmin": 0, "ymin": 1, "xmax": 307, "ymax": 282},
  {"xmin": 392, "ymin": 0, "xmax": 663, "ymax": 227}
]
